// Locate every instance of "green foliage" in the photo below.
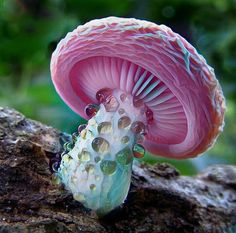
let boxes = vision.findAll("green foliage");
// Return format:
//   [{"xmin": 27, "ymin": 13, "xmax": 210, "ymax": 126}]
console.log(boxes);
[{"xmin": 0, "ymin": 0, "xmax": 235, "ymax": 175}]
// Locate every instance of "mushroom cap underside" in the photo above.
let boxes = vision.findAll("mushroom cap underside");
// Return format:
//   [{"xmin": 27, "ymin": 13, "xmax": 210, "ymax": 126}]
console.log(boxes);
[{"xmin": 50, "ymin": 17, "xmax": 225, "ymax": 159}]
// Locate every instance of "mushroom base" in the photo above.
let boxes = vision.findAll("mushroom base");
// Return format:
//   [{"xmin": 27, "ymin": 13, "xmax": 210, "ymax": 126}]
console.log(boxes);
[{"xmin": 55, "ymin": 89, "xmax": 146, "ymax": 215}]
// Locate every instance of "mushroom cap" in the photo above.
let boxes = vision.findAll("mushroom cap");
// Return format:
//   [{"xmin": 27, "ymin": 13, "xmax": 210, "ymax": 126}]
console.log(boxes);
[{"xmin": 50, "ymin": 17, "xmax": 225, "ymax": 159}]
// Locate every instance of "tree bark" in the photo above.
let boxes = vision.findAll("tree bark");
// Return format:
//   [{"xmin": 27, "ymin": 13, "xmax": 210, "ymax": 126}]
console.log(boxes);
[{"xmin": 0, "ymin": 107, "xmax": 235, "ymax": 233}]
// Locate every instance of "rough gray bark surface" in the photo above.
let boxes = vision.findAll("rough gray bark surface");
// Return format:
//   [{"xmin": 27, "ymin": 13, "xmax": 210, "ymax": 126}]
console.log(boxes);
[{"xmin": 0, "ymin": 107, "xmax": 235, "ymax": 233}]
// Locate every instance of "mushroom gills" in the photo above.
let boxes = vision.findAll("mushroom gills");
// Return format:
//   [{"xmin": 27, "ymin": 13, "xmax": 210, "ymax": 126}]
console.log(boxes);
[
  {"xmin": 70, "ymin": 56, "xmax": 187, "ymax": 144},
  {"xmin": 55, "ymin": 89, "xmax": 147, "ymax": 215}
]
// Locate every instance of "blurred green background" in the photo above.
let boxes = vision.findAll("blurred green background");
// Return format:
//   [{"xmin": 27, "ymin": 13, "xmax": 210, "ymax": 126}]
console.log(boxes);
[{"xmin": 0, "ymin": 0, "xmax": 235, "ymax": 175}]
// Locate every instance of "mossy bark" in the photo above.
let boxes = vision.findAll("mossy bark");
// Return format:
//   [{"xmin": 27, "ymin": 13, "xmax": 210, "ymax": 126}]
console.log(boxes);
[{"xmin": 0, "ymin": 107, "xmax": 235, "ymax": 233}]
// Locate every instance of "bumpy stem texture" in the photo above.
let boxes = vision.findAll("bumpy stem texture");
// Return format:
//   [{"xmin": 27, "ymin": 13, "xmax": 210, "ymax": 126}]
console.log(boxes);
[{"xmin": 57, "ymin": 90, "xmax": 146, "ymax": 215}]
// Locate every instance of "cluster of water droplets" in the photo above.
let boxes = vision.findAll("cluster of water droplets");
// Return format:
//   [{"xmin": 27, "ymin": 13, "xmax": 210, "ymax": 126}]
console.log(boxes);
[
  {"xmin": 53, "ymin": 88, "xmax": 148, "ymax": 214},
  {"xmin": 90, "ymin": 89, "xmax": 146, "ymax": 163}
]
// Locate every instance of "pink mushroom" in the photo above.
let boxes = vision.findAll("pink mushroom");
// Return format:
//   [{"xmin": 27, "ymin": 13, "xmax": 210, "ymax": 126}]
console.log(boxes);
[{"xmin": 50, "ymin": 17, "xmax": 225, "ymax": 215}]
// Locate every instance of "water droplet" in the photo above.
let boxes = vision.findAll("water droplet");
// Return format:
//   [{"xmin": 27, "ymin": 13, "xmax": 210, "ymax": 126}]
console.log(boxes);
[
  {"xmin": 133, "ymin": 97, "xmax": 143, "ymax": 107},
  {"xmin": 52, "ymin": 161, "xmax": 60, "ymax": 172},
  {"xmin": 90, "ymin": 184, "xmax": 96, "ymax": 191},
  {"xmin": 118, "ymin": 116, "xmax": 131, "ymax": 129},
  {"xmin": 97, "ymin": 122, "xmax": 112, "ymax": 134},
  {"xmin": 85, "ymin": 104, "xmax": 100, "ymax": 118},
  {"xmin": 80, "ymin": 129, "xmax": 87, "ymax": 139},
  {"xmin": 92, "ymin": 137, "xmax": 110, "ymax": 153},
  {"xmin": 51, "ymin": 174, "xmax": 61, "ymax": 185},
  {"xmin": 63, "ymin": 154, "xmax": 72, "ymax": 163},
  {"xmin": 49, "ymin": 158, "xmax": 60, "ymax": 173},
  {"xmin": 78, "ymin": 124, "xmax": 87, "ymax": 134},
  {"xmin": 85, "ymin": 164, "xmax": 95, "ymax": 174},
  {"xmin": 121, "ymin": 135, "xmax": 130, "ymax": 144},
  {"xmin": 104, "ymin": 96, "xmax": 119, "ymax": 112},
  {"xmin": 131, "ymin": 121, "xmax": 146, "ymax": 134},
  {"xmin": 133, "ymin": 144, "xmax": 145, "ymax": 158},
  {"xmin": 61, "ymin": 151, "xmax": 66, "ymax": 158},
  {"xmin": 118, "ymin": 108, "xmax": 125, "ymax": 115},
  {"xmin": 116, "ymin": 146, "xmax": 133, "ymax": 165},
  {"xmin": 120, "ymin": 93, "xmax": 127, "ymax": 102},
  {"xmin": 96, "ymin": 88, "xmax": 112, "ymax": 103},
  {"xmin": 72, "ymin": 132, "xmax": 79, "ymax": 142},
  {"xmin": 94, "ymin": 156, "xmax": 101, "ymax": 163},
  {"xmin": 78, "ymin": 150, "xmax": 91, "ymax": 162},
  {"xmin": 63, "ymin": 142, "xmax": 73, "ymax": 151},
  {"xmin": 96, "ymin": 88, "xmax": 119, "ymax": 112},
  {"xmin": 100, "ymin": 160, "xmax": 117, "ymax": 175},
  {"xmin": 73, "ymin": 193, "xmax": 85, "ymax": 202},
  {"xmin": 146, "ymin": 108, "xmax": 154, "ymax": 124}
]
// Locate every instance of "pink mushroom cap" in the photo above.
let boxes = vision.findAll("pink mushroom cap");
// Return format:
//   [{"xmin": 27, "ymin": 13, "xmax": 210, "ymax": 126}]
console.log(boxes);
[{"xmin": 50, "ymin": 17, "xmax": 225, "ymax": 159}]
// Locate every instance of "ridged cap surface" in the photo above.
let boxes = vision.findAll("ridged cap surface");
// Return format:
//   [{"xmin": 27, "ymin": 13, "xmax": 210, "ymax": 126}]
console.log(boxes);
[{"xmin": 51, "ymin": 17, "xmax": 225, "ymax": 158}]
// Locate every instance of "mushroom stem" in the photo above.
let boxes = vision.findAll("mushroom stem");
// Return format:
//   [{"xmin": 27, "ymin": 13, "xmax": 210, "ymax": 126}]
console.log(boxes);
[{"xmin": 56, "ymin": 89, "xmax": 146, "ymax": 215}]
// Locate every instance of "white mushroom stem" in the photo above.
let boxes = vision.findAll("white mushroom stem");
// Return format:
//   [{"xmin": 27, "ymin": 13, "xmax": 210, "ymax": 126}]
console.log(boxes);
[{"xmin": 56, "ymin": 90, "xmax": 146, "ymax": 215}]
